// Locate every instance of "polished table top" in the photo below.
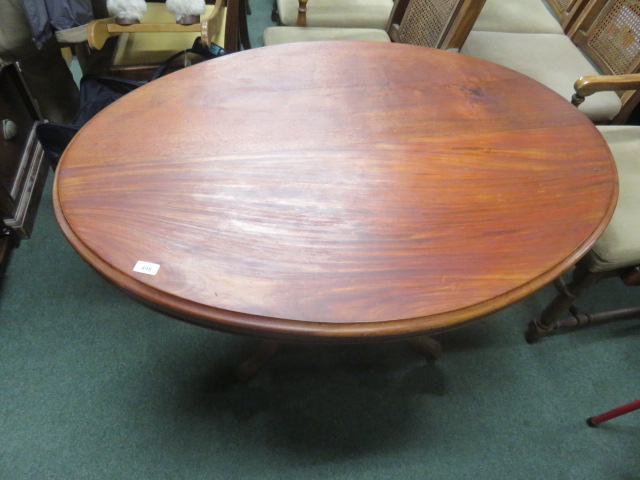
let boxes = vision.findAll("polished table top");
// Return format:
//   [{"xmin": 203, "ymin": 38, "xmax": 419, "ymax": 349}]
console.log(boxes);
[{"xmin": 54, "ymin": 42, "xmax": 617, "ymax": 342}]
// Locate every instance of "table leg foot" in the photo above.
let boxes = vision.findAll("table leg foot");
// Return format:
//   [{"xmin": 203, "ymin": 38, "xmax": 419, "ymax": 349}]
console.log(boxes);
[
  {"xmin": 407, "ymin": 336, "xmax": 443, "ymax": 362},
  {"xmin": 525, "ymin": 316, "xmax": 554, "ymax": 344},
  {"xmin": 235, "ymin": 340, "xmax": 281, "ymax": 382}
]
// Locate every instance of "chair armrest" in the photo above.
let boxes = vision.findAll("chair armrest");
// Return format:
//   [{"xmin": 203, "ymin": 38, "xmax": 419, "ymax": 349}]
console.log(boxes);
[{"xmin": 572, "ymin": 73, "xmax": 640, "ymax": 106}]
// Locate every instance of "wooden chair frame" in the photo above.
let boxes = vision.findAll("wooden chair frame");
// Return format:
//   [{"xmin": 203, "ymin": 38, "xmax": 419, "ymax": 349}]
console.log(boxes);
[
  {"xmin": 527, "ymin": 23, "xmax": 640, "ymax": 340},
  {"xmin": 86, "ymin": 0, "xmax": 250, "ymax": 53},
  {"xmin": 387, "ymin": 0, "xmax": 488, "ymax": 50},
  {"xmin": 295, "ymin": 0, "xmax": 309, "ymax": 26},
  {"xmin": 572, "ymin": 73, "xmax": 640, "ymax": 120},
  {"xmin": 546, "ymin": 0, "xmax": 590, "ymax": 31},
  {"xmin": 442, "ymin": 0, "xmax": 489, "ymax": 49},
  {"xmin": 528, "ymin": 0, "xmax": 640, "ymax": 334},
  {"xmin": 526, "ymin": 259, "xmax": 640, "ymax": 342},
  {"xmin": 567, "ymin": 0, "xmax": 640, "ymax": 123}
]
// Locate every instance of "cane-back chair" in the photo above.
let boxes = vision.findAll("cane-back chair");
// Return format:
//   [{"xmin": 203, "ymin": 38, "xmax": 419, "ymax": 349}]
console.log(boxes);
[
  {"xmin": 264, "ymin": 0, "xmax": 487, "ymax": 50},
  {"xmin": 273, "ymin": 0, "xmax": 394, "ymax": 29},
  {"xmin": 547, "ymin": 0, "xmax": 590, "ymax": 29},
  {"xmin": 462, "ymin": 0, "xmax": 640, "ymax": 124},
  {"xmin": 568, "ymin": 0, "xmax": 640, "ymax": 121},
  {"xmin": 547, "ymin": 0, "xmax": 576, "ymax": 17},
  {"xmin": 526, "ymin": 125, "xmax": 640, "ymax": 342}
]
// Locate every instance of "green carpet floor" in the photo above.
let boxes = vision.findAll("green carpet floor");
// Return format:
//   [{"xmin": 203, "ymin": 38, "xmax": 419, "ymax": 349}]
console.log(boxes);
[{"xmin": 1, "ymin": 2, "xmax": 640, "ymax": 478}]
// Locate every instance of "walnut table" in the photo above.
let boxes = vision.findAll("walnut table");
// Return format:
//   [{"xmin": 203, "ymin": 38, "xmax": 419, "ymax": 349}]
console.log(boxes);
[{"xmin": 53, "ymin": 42, "xmax": 617, "ymax": 373}]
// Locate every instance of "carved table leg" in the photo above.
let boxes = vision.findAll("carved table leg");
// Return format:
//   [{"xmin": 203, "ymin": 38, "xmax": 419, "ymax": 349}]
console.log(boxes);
[
  {"xmin": 234, "ymin": 335, "xmax": 444, "ymax": 383},
  {"xmin": 235, "ymin": 340, "xmax": 281, "ymax": 382},
  {"xmin": 407, "ymin": 336, "xmax": 443, "ymax": 361}
]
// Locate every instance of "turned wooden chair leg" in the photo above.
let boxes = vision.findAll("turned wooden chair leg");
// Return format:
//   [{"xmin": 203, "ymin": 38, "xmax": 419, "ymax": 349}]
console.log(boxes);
[{"xmin": 526, "ymin": 262, "xmax": 611, "ymax": 343}]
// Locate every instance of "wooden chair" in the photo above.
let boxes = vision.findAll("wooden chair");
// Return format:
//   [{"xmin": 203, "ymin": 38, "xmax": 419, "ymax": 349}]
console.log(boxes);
[
  {"xmin": 80, "ymin": 1, "xmax": 249, "ymax": 80},
  {"xmin": 546, "ymin": 0, "xmax": 590, "ymax": 30},
  {"xmin": 461, "ymin": 0, "xmax": 640, "ymax": 124},
  {"xmin": 85, "ymin": 0, "xmax": 250, "ymax": 55},
  {"xmin": 525, "ymin": 125, "xmax": 640, "ymax": 342},
  {"xmin": 568, "ymin": 0, "xmax": 640, "ymax": 122},
  {"xmin": 264, "ymin": 0, "xmax": 487, "ymax": 50},
  {"xmin": 273, "ymin": 0, "xmax": 394, "ymax": 29}
]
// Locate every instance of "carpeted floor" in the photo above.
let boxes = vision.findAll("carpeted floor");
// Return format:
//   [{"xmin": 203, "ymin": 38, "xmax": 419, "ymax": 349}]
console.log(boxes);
[{"xmin": 1, "ymin": 2, "xmax": 639, "ymax": 479}]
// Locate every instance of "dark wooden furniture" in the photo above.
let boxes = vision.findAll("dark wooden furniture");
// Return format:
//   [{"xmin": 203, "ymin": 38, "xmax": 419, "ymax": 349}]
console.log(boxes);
[
  {"xmin": 567, "ymin": 0, "xmax": 640, "ymax": 122},
  {"xmin": 525, "ymin": 125, "xmax": 640, "ymax": 342},
  {"xmin": 53, "ymin": 42, "xmax": 616, "ymax": 347},
  {"xmin": 546, "ymin": 0, "xmax": 589, "ymax": 31},
  {"xmin": 0, "ymin": 64, "xmax": 48, "ymax": 273}
]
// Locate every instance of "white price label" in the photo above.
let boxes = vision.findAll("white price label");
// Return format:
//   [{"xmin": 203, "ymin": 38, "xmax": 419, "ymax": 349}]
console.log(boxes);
[{"xmin": 133, "ymin": 261, "xmax": 160, "ymax": 276}]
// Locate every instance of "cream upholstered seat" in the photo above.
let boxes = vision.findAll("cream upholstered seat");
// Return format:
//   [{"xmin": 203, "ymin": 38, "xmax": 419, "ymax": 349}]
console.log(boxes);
[
  {"xmin": 461, "ymin": 31, "xmax": 621, "ymax": 122},
  {"xmin": 264, "ymin": 26, "xmax": 391, "ymax": 44},
  {"xmin": 274, "ymin": 0, "xmax": 394, "ymax": 29},
  {"xmin": 472, "ymin": 0, "xmax": 564, "ymax": 34},
  {"xmin": 461, "ymin": 0, "xmax": 640, "ymax": 124},
  {"xmin": 472, "ymin": 0, "xmax": 590, "ymax": 35},
  {"xmin": 587, "ymin": 126, "xmax": 640, "ymax": 273},
  {"xmin": 526, "ymin": 125, "xmax": 640, "ymax": 342},
  {"xmin": 264, "ymin": 0, "xmax": 487, "ymax": 50}
]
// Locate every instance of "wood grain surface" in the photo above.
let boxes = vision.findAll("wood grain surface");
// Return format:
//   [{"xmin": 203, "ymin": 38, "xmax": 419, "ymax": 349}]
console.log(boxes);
[{"xmin": 53, "ymin": 41, "xmax": 617, "ymax": 342}]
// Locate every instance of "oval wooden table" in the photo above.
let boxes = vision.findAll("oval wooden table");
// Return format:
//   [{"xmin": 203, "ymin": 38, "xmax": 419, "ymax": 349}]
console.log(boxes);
[{"xmin": 54, "ymin": 42, "xmax": 617, "ymax": 367}]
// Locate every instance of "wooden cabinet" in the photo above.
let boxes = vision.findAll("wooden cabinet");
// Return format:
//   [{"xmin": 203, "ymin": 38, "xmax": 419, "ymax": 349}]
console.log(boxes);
[{"xmin": 0, "ymin": 63, "xmax": 49, "ymax": 271}]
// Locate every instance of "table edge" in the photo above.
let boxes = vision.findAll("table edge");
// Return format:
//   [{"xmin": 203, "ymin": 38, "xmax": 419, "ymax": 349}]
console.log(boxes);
[{"xmin": 52, "ymin": 170, "xmax": 618, "ymax": 343}]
